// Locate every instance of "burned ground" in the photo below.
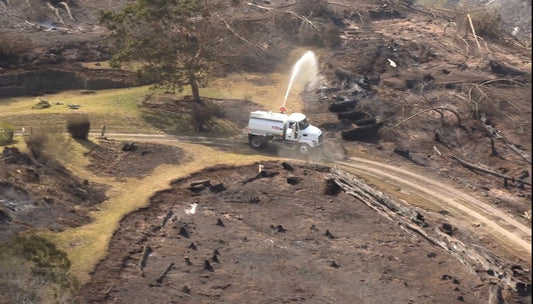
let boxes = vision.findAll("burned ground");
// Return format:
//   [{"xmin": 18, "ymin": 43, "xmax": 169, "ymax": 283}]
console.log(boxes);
[
  {"xmin": 0, "ymin": 147, "xmax": 107, "ymax": 243},
  {"xmin": 78, "ymin": 161, "xmax": 497, "ymax": 304},
  {"xmin": 85, "ymin": 139, "xmax": 184, "ymax": 179}
]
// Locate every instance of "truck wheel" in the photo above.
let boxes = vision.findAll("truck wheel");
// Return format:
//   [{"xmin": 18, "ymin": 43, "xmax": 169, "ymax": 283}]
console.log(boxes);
[
  {"xmin": 249, "ymin": 136, "xmax": 263, "ymax": 149},
  {"xmin": 298, "ymin": 144, "xmax": 310, "ymax": 155}
]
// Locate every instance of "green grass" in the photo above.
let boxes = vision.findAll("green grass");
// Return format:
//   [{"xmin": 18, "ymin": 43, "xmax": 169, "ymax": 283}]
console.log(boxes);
[{"xmin": 0, "ymin": 86, "xmax": 157, "ymax": 133}]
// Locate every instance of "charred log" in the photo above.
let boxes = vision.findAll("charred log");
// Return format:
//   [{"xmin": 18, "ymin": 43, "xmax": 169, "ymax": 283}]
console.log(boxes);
[
  {"xmin": 156, "ymin": 262, "xmax": 175, "ymax": 283},
  {"xmin": 139, "ymin": 245, "xmax": 153, "ymax": 271},
  {"xmin": 393, "ymin": 147, "xmax": 410, "ymax": 159},
  {"xmin": 287, "ymin": 176, "xmax": 302, "ymax": 185},
  {"xmin": 204, "ymin": 260, "xmax": 214, "ymax": 272},
  {"xmin": 337, "ymin": 111, "xmax": 369, "ymax": 121},
  {"xmin": 490, "ymin": 138, "xmax": 498, "ymax": 157},
  {"xmin": 210, "ymin": 183, "xmax": 226, "ymax": 193},
  {"xmin": 324, "ymin": 178, "xmax": 342, "ymax": 195},
  {"xmin": 369, "ymin": 7, "xmax": 403, "ymax": 20},
  {"xmin": 451, "ymin": 155, "xmax": 531, "ymax": 187},
  {"xmin": 329, "ymin": 99, "xmax": 357, "ymax": 113},
  {"xmin": 354, "ymin": 117, "xmax": 376, "ymax": 126},
  {"xmin": 330, "ymin": 168, "xmax": 530, "ymax": 296},
  {"xmin": 242, "ymin": 170, "xmax": 279, "ymax": 185},
  {"xmin": 178, "ymin": 227, "xmax": 190, "ymax": 238},
  {"xmin": 489, "ymin": 60, "xmax": 527, "ymax": 77},
  {"xmin": 281, "ymin": 162, "xmax": 294, "ymax": 171},
  {"xmin": 341, "ymin": 123, "xmax": 383, "ymax": 142}
]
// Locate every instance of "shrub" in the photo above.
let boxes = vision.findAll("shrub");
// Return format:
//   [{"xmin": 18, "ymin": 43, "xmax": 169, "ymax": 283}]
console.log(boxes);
[
  {"xmin": 23, "ymin": 126, "xmax": 75, "ymax": 164},
  {"xmin": 0, "ymin": 235, "xmax": 80, "ymax": 303},
  {"xmin": 24, "ymin": 129, "xmax": 49, "ymax": 158},
  {"xmin": 0, "ymin": 121, "xmax": 15, "ymax": 145},
  {"xmin": 0, "ymin": 32, "xmax": 32, "ymax": 66},
  {"xmin": 191, "ymin": 103, "xmax": 216, "ymax": 131},
  {"xmin": 468, "ymin": 7, "xmax": 502, "ymax": 41},
  {"xmin": 66, "ymin": 114, "xmax": 90, "ymax": 139}
]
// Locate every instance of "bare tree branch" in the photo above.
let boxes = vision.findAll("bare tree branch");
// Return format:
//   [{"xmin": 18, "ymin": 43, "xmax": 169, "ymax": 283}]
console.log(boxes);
[
  {"xmin": 215, "ymin": 14, "xmax": 267, "ymax": 53},
  {"xmin": 245, "ymin": 2, "xmax": 318, "ymax": 30},
  {"xmin": 390, "ymin": 107, "xmax": 463, "ymax": 129}
]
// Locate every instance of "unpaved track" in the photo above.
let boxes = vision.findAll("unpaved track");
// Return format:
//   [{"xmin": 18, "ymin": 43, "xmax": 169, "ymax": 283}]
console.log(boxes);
[
  {"xmin": 92, "ymin": 132, "xmax": 532, "ymax": 263},
  {"xmin": 336, "ymin": 158, "xmax": 531, "ymax": 262}
]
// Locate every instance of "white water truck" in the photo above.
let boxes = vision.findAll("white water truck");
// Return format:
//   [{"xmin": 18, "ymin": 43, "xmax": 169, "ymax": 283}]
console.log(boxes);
[{"xmin": 246, "ymin": 109, "xmax": 323, "ymax": 154}]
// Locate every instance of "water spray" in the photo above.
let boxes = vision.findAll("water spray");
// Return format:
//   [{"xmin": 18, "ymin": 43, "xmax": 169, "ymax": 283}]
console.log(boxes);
[{"xmin": 280, "ymin": 50, "xmax": 318, "ymax": 113}]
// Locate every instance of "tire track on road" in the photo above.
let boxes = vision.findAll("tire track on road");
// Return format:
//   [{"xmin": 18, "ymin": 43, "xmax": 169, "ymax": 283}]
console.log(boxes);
[{"xmin": 336, "ymin": 158, "xmax": 531, "ymax": 260}]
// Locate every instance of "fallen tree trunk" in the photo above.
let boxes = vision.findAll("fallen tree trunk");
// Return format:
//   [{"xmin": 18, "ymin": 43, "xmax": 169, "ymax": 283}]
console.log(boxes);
[
  {"xmin": 390, "ymin": 107, "xmax": 464, "ymax": 129},
  {"xmin": 330, "ymin": 168, "xmax": 529, "ymax": 297},
  {"xmin": 139, "ymin": 245, "xmax": 153, "ymax": 272},
  {"xmin": 488, "ymin": 281, "xmax": 505, "ymax": 304},
  {"xmin": 156, "ymin": 262, "xmax": 175, "ymax": 284},
  {"xmin": 480, "ymin": 113, "xmax": 531, "ymax": 164},
  {"xmin": 451, "ymin": 155, "xmax": 531, "ymax": 186}
]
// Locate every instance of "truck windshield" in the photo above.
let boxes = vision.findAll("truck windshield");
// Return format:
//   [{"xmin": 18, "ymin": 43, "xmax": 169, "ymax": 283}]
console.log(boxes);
[{"xmin": 298, "ymin": 119, "xmax": 309, "ymax": 130}]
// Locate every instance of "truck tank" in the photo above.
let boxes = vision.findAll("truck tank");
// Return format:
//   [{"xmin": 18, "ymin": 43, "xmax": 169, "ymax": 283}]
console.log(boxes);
[{"xmin": 247, "ymin": 111, "xmax": 288, "ymax": 137}]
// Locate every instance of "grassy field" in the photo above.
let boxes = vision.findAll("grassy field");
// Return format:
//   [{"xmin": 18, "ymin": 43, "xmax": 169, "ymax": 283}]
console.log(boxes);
[
  {"xmin": 0, "ymin": 86, "xmax": 154, "ymax": 133},
  {"xmin": 0, "ymin": 71, "xmax": 305, "ymax": 135}
]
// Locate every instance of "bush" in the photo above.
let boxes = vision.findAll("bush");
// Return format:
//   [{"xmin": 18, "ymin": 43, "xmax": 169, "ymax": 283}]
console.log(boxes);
[
  {"xmin": 66, "ymin": 114, "xmax": 90, "ymax": 139},
  {"xmin": 468, "ymin": 7, "xmax": 502, "ymax": 41},
  {"xmin": 0, "ymin": 235, "xmax": 80, "ymax": 303},
  {"xmin": 24, "ymin": 129, "xmax": 49, "ymax": 158},
  {"xmin": 23, "ymin": 126, "xmax": 75, "ymax": 164},
  {"xmin": 0, "ymin": 32, "xmax": 32, "ymax": 65},
  {"xmin": 191, "ymin": 103, "xmax": 216, "ymax": 131},
  {"xmin": 0, "ymin": 121, "xmax": 15, "ymax": 145}
]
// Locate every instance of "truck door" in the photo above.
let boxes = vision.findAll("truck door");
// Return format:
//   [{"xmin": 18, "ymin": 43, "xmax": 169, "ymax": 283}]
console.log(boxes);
[{"xmin": 285, "ymin": 121, "xmax": 298, "ymax": 141}]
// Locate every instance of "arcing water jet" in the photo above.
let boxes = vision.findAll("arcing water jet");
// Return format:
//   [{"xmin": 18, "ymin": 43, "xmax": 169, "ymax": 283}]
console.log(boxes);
[{"xmin": 281, "ymin": 51, "xmax": 318, "ymax": 112}]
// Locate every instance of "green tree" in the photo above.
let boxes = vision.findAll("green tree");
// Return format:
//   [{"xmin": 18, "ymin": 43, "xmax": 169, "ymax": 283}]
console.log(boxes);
[{"xmin": 99, "ymin": 0, "xmax": 225, "ymax": 102}]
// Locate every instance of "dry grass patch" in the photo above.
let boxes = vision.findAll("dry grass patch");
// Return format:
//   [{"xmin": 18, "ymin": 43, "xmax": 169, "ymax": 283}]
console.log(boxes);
[{"xmin": 0, "ymin": 86, "xmax": 154, "ymax": 133}]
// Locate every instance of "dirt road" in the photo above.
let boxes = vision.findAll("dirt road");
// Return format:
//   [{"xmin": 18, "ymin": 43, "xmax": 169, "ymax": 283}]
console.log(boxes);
[
  {"xmin": 336, "ymin": 158, "xmax": 531, "ymax": 263},
  {"xmin": 91, "ymin": 132, "xmax": 532, "ymax": 265}
]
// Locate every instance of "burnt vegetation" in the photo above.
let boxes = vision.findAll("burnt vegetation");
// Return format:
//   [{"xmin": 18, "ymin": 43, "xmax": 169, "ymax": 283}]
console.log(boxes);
[{"xmin": 0, "ymin": 0, "xmax": 531, "ymax": 303}]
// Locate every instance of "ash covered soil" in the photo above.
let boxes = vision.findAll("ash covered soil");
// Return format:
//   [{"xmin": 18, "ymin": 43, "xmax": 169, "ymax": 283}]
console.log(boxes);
[
  {"xmin": 0, "ymin": 147, "xmax": 108, "ymax": 243},
  {"xmin": 78, "ymin": 161, "xmax": 493, "ymax": 304},
  {"xmin": 0, "ymin": 140, "xmax": 183, "ymax": 243}
]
